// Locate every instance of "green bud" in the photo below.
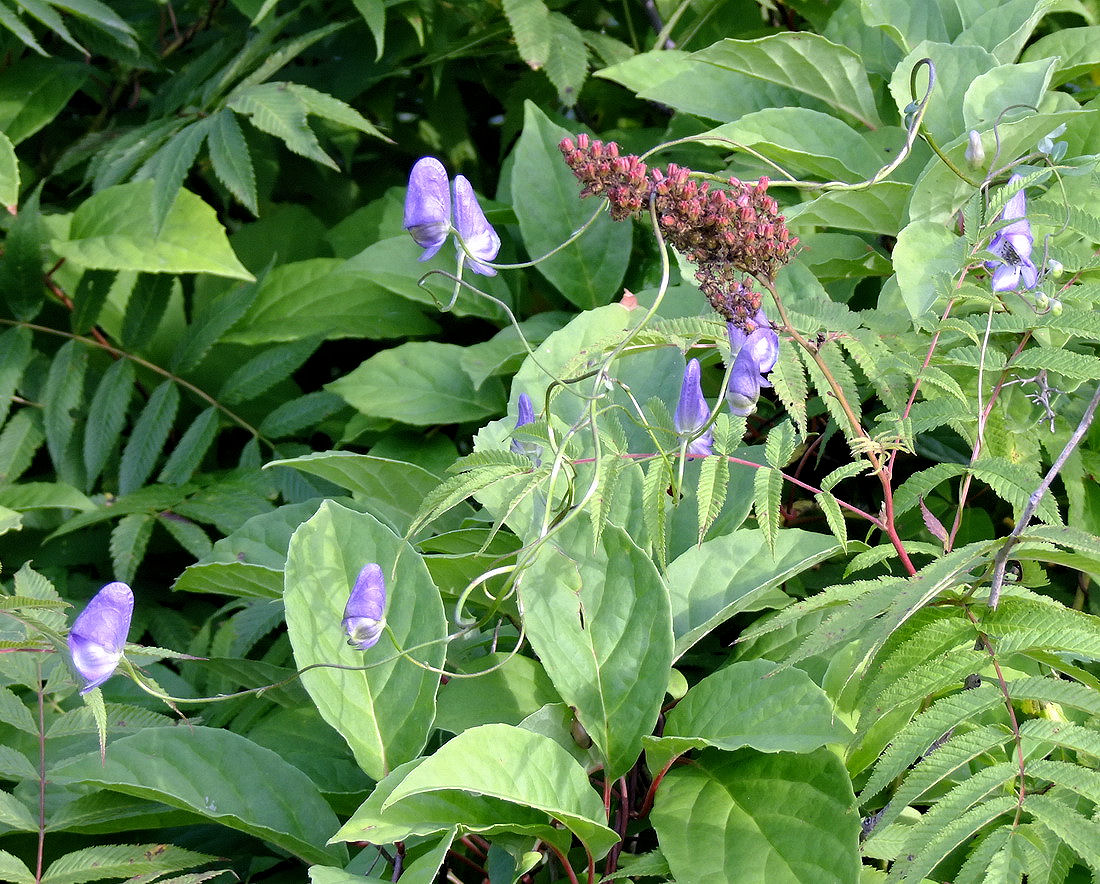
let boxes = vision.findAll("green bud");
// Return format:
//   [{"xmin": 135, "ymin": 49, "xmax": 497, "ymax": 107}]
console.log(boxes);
[{"xmin": 965, "ymin": 130, "xmax": 985, "ymax": 168}]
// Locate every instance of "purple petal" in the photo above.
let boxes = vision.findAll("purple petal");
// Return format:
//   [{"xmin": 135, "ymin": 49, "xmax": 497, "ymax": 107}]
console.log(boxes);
[
  {"xmin": 511, "ymin": 393, "xmax": 540, "ymax": 460},
  {"xmin": 991, "ymin": 262, "xmax": 1021, "ymax": 292},
  {"xmin": 343, "ymin": 564, "xmax": 386, "ymax": 650},
  {"xmin": 727, "ymin": 347, "xmax": 762, "ymax": 417},
  {"xmin": 727, "ymin": 322, "xmax": 747, "ymax": 352},
  {"xmin": 1019, "ymin": 258, "xmax": 1038, "ymax": 290},
  {"xmin": 675, "ymin": 359, "xmax": 712, "ymax": 456},
  {"xmin": 1001, "ymin": 174, "xmax": 1027, "ymax": 221},
  {"xmin": 746, "ymin": 326, "xmax": 779, "ymax": 375},
  {"xmin": 68, "ymin": 581, "xmax": 133, "ymax": 694},
  {"xmin": 453, "ymin": 175, "xmax": 501, "ymax": 276},
  {"xmin": 404, "ymin": 158, "xmax": 451, "ymax": 259}
]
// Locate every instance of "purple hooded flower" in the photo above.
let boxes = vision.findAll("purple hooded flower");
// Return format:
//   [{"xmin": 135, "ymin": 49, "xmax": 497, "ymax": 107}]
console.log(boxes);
[
  {"xmin": 343, "ymin": 564, "xmax": 386, "ymax": 651},
  {"xmin": 674, "ymin": 358, "xmax": 712, "ymax": 456},
  {"xmin": 510, "ymin": 392, "xmax": 542, "ymax": 464},
  {"xmin": 453, "ymin": 175, "xmax": 501, "ymax": 276},
  {"xmin": 68, "ymin": 581, "xmax": 133, "ymax": 694},
  {"xmin": 726, "ymin": 312, "xmax": 779, "ymax": 417},
  {"xmin": 403, "ymin": 157, "xmax": 452, "ymax": 262},
  {"xmin": 985, "ymin": 174, "xmax": 1038, "ymax": 292}
]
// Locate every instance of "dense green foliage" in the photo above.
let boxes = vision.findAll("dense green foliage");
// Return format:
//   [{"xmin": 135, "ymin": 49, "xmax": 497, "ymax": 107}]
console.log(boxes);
[{"xmin": 2, "ymin": 0, "xmax": 1100, "ymax": 882}]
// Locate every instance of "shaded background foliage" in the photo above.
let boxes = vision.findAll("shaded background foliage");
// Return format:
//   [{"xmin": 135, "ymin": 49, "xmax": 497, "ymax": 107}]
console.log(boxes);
[{"xmin": 3, "ymin": 0, "xmax": 1100, "ymax": 882}]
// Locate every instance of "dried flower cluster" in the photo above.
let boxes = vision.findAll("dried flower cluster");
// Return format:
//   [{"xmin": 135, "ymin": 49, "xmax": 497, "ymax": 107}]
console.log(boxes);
[{"xmin": 559, "ymin": 134, "xmax": 797, "ymax": 329}]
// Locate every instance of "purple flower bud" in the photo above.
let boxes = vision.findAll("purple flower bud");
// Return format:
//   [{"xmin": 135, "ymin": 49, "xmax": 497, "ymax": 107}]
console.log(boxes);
[
  {"xmin": 985, "ymin": 174, "xmax": 1038, "ymax": 292},
  {"xmin": 453, "ymin": 175, "xmax": 501, "ymax": 276},
  {"xmin": 674, "ymin": 358, "xmax": 712, "ymax": 456},
  {"xmin": 965, "ymin": 130, "xmax": 985, "ymax": 168},
  {"xmin": 510, "ymin": 392, "xmax": 535, "ymax": 455},
  {"xmin": 343, "ymin": 564, "xmax": 386, "ymax": 651},
  {"xmin": 404, "ymin": 157, "xmax": 452, "ymax": 262},
  {"xmin": 727, "ymin": 345, "xmax": 763, "ymax": 417},
  {"xmin": 68, "ymin": 582, "xmax": 133, "ymax": 694}
]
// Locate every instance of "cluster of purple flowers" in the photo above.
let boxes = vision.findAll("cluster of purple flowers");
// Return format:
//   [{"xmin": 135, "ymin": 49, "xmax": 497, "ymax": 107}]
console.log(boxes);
[{"xmin": 403, "ymin": 157, "xmax": 501, "ymax": 276}]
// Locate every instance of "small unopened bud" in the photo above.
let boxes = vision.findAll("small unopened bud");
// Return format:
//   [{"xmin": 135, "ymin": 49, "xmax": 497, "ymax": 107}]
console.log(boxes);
[
  {"xmin": 965, "ymin": 130, "xmax": 985, "ymax": 168},
  {"xmin": 1047, "ymin": 258, "xmax": 1064, "ymax": 279},
  {"xmin": 1051, "ymin": 298, "xmax": 1063, "ymax": 317}
]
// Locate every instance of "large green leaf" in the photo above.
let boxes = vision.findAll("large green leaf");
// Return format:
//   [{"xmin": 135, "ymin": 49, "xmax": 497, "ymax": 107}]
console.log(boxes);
[
  {"xmin": 521, "ymin": 520, "xmax": 673, "ymax": 778},
  {"xmin": 266, "ymin": 452, "xmax": 473, "ymax": 534},
  {"xmin": 283, "ymin": 501, "xmax": 445, "ymax": 780},
  {"xmin": 644, "ymin": 659, "xmax": 851, "ymax": 771},
  {"xmin": 50, "ymin": 727, "xmax": 346, "ymax": 866},
  {"xmin": 511, "ymin": 102, "xmax": 631, "ymax": 309},
  {"xmin": 435, "ymin": 652, "xmax": 561, "ymax": 733},
  {"xmin": 382, "ymin": 724, "xmax": 618, "ymax": 859},
  {"xmin": 51, "ymin": 181, "xmax": 253, "ymax": 280},
  {"xmin": 327, "ymin": 342, "xmax": 506, "ymax": 425},
  {"xmin": 651, "ymin": 748, "xmax": 860, "ymax": 884},
  {"xmin": 892, "ymin": 220, "xmax": 966, "ymax": 318},
  {"xmin": 221, "ymin": 258, "xmax": 438, "ymax": 345},
  {"xmin": 1022, "ymin": 25, "xmax": 1100, "ymax": 86},
  {"xmin": 333, "ymin": 758, "xmax": 566, "ymax": 851},
  {"xmin": 693, "ymin": 33, "xmax": 882, "ymax": 129},
  {"xmin": 666, "ymin": 528, "xmax": 838, "ymax": 658},
  {"xmin": 0, "ymin": 57, "xmax": 87, "ymax": 144}
]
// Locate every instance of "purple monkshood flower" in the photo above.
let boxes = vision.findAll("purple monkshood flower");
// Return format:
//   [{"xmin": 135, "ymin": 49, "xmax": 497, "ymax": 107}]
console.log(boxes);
[
  {"xmin": 674, "ymin": 358, "xmax": 713, "ymax": 456},
  {"xmin": 453, "ymin": 175, "xmax": 502, "ymax": 276},
  {"xmin": 726, "ymin": 310, "xmax": 779, "ymax": 417},
  {"xmin": 403, "ymin": 157, "xmax": 451, "ymax": 262},
  {"xmin": 343, "ymin": 564, "xmax": 386, "ymax": 651},
  {"xmin": 985, "ymin": 174, "xmax": 1038, "ymax": 292},
  {"xmin": 403, "ymin": 159, "xmax": 501, "ymax": 276},
  {"xmin": 510, "ymin": 392, "xmax": 542, "ymax": 464},
  {"xmin": 68, "ymin": 582, "xmax": 134, "ymax": 694}
]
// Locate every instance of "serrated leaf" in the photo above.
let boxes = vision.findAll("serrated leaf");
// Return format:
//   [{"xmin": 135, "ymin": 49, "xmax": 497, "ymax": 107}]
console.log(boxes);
[
  {"xmin": 0, "ymin": 2, "xmax": 46, "ymax": 54},
  {"xmin": 135, "ymin": 117, "xmax": 213, "ymax": 235},
  {"xmin": 43, "ymin": 339, "xmax": 87, "ymax": 487},
  {"xmin": 118, "ymin": 380, "xmax": 180, "ymax": 495},
  {"xmin": 110, "ymin": 513, "xmax": 154, "ymax": 584},
  {"xmin": 769, "ymin": 338, "xmax": 807, "ymax": 434},
  {"xmin": 83, "ymin": 358, "xmax": 135, "ymax": 488},
  {"xmin": 893, "ymin": 462, "xmax": 967, "ymax": 516},
  {"xmin": 156, "ymin": 514, "xmax": 211, "ymax": 559},
  {"xmin": 228, "ymin": 83, "xmax": 336, "ymax": 170},
  {"xmin": 42, "ymin": 843, "xmax": 216, "ymax": 884},
  {"xmin": 218, "ymin": 337, "xmax": 319, "ymax": 405},
  {"xmin": 696, "ymin": 454, "xmax": 729, "ymax": 544},
  {"xmin": 285, "ymin": 83, "xmax": 387, "ymax": 141},
  {"xmin": 816, "ymin": 491, "xmax": 847, "ymax": 552},
  {"xmin": 801, "ymin": 340, "xmax": 862, "ymax": 440},
  {"xmin": 753, "ymin": 467, "xmax": 782, "ymax": 557},
  {"xmin": 206, "ymin": 109, "xmax": 257, "ymax": 215},
  {"xmin": 820, "ymin": 461, "xmax": 868, "ymax": 492},
  {"xmin": 2, "ymin": 184, "xmax": 45, "ymax": 317},
  {"xmin": 0, "ymin": 129, "xmax": 17, "ymax": 209},
  {"xmin": 121, "ymin": 273, "xmax": 174, "ymax": 350},
  {"xmin": 0, "ymin": 410, "xmax": 41, "ymax": 485},
  {"xmin": 170, "ymin": 279, "xmax": 261, "ymax": 374},
  {"xmin": 971, "ymin": 456, "xmax": 1061, "ymax": 525},
  {"xmin": 643, "ymin": 458, "xmax": 671, "ymax": 569},
  {"xmin": 259, "ymin": 391, "xmax": 343, "ymax": 438},
  {"xmin": 765, "ymin": 419, "xmax": 797, "ymax": 469},
  {"xmin": 0, "ymin": 788, "xmax": 36, "ymax": 830},
  {"xmin": 0, "ymin": 848, "xmax": 33, "ymax": 884},
  {"xmin": 0, "ymin": 326, "xmax": 31, "ymax": 431},
  {"xmin": 544, "ymin": 12, "xmax": 587, "ymax": 106},
  {"xmin": 157, "ymin": 407, "xmax": 219, "ymax": 485},
  {"xmin": 503, "ymin": 0, "xmax": 551, "ymax": 69},
  {"xmin": 71, "ymin": 269, "xmax": 116, "ymax": 334}
]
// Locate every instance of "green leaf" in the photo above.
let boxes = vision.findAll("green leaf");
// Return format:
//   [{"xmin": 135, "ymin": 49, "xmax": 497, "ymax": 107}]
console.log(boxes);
[
  {"xmin": 695, "ymin": 453, "xmax": 729, "ymax": 544},
  {"xmin": 0, "ymin": 326, "xmax": 31, "ymax": 431},
  {"xmin": 0, "ymin": 686, "xmax": 36, "ymax": 733},
  {"xmin": 267, "ymin": 452, "xmax": 473, "ymax": 535},
  {"xmin": 110, "ymin": 513, "xmax": 153, "ymax": 584},
  {"xmin": 382, "ymin": 723, "xmax": 618, "ymax": 859},
  {"xmin": 645, "ymin": 659, "xmax": 850, "ymax": 769},
  {"xmin": 435, "ymin": 653, "xmax": 561, "ymax": 733},
  {"xmin": 817, "ymin": 491, "xmax": 848, "ymax": 552},
  {"xmin": 703, "ymin": 108, "xmax": 881, "ymax": 182},
  {"xmin": 135, "ymin": 116, "xmax": 214, "ymax": 234},
  {"xmin": 70, "ymin": 269, "xmax": 116, "ymax": 334},
  {"xmin": 285, "ymin": 83, "xmax": 387, "ymax": 141},
  {"xmin": 118, "ymin": 380, "xmax": 179, "ymax": 495},
  {"xmin": 666, "ymin": 528, "xmax": 837, "ymax": 658},
  {"xmin": 1023, "ymin": 25, "xmax": 1100, "ymax": 86},
  {"xmin": 327, "ymin": 342, "xmax": 505, "ymax": 425},
  {"xmin": 544, "ymin": 12, "xmax": 587, "ymax": 106},
  {"xmin": 157, "ymin": 407, "xmax": 219, "ymax": 485},
  {"xmin": 221, "ymin": 256, "xmax": 438, "ymax": 345},
  {"xmin": 172, "ymin": 561, "xmax": 281, "ymax": 599},
  {"xmin": 652, "ymin": 748, "xmax": 860, "ymax": 884},
  {"xmin": 860, "ymin": 0, "xmax": 952, "ymax": 53},
  {"xmin": 206, "ymin": 109, "xmax": 257, "ymax": 215},
  {"xmin": 0, "ymin": 185, "xmax": 45, "ymax": 320},
  {"xmin": 121, "ymin": 273, "xmax": 174, "ymax": 350},
  {"xmin": 41, "ymin": 843, "xmax": 215, "ymax": 884},
  {"xmin": 259, "ymin": 391, "xmax": 343, "ymax": 438},
  {"xmin": 770, "ymin": 338, "xmax": 808, "ymax": 434},
  {"xmin": 962, "ymin": 58, "xmax": 1056, "ymax": 132},
  {"xmin": 753, "ymin": 466, "xmax": 782, "ymax": 557},
  {"xmin": 692, "ymin": 33, "xmax": 882, "ymax": 128},
  {"xmin": 350, "ymin": 0, "xmax": 385, "ymax": 58},
  {"xmin": 217, "ymin": 337, "xmax": 319, "ymax": 405},
  {"xmin": 52, "ymin": 181, "xmax": 253, "ymax": 280},
  {"xmin": 0, "ymin": 130, "xmax": 17, "ymax": 209},
  {"xmin": 170, "ymin": 280, "xmax": 260, "ymax": 374},
  {"xmin": 43, "ymin": 339, "xmax": 87, "ymax": 487},
  {"xmin": 503, "ymin": 0, "xmax": 551, "ymax": 69},
  {"xmin": 0, "ymin": 849, "xmax": 33, "ymax": 884},
  {"xmin": 784, "ymin": 181, "xmax": 911, "ymax": 236},
  {"xmin": 0, "ymin": 56, "xmax": 87, "ymax": 144},
  {"xmin": 520, "ymin": 520, "xmax": 673, "ymax": 778},
  {"xmin": 0, "ymin": 788, "xmax": 36, "ymax": 830},
  {"xmin": 283, "ymin": 501, "xmax": 445, "ymax": 780},
  {"xmin": 893, "ymin": 221, "xmax": 966, "ymax": 318},
  {"xmin": 157, "ymin": 514, "xmax": 212, "ymax": 559},
  {"xmin": 0, "ymin": 480, "xmax": 92, "ymax": 512},
  {"xmin": 50, "ymin": 727, "xmax": 346, "ymax": 866},
  {"xmin": 228, "ymin": 82, "xmax": 336, "ymax": 170},
  {"xmin": 511, "ymin": 102, "xmax": 632, "ymax": 309},
  {"xmin": 971, "ymin": 456, "xmax": 1061, "ymax": 525},
  {"xmin": 0, "ymin": 2, "xmax": 45, "ymax": 54}
]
